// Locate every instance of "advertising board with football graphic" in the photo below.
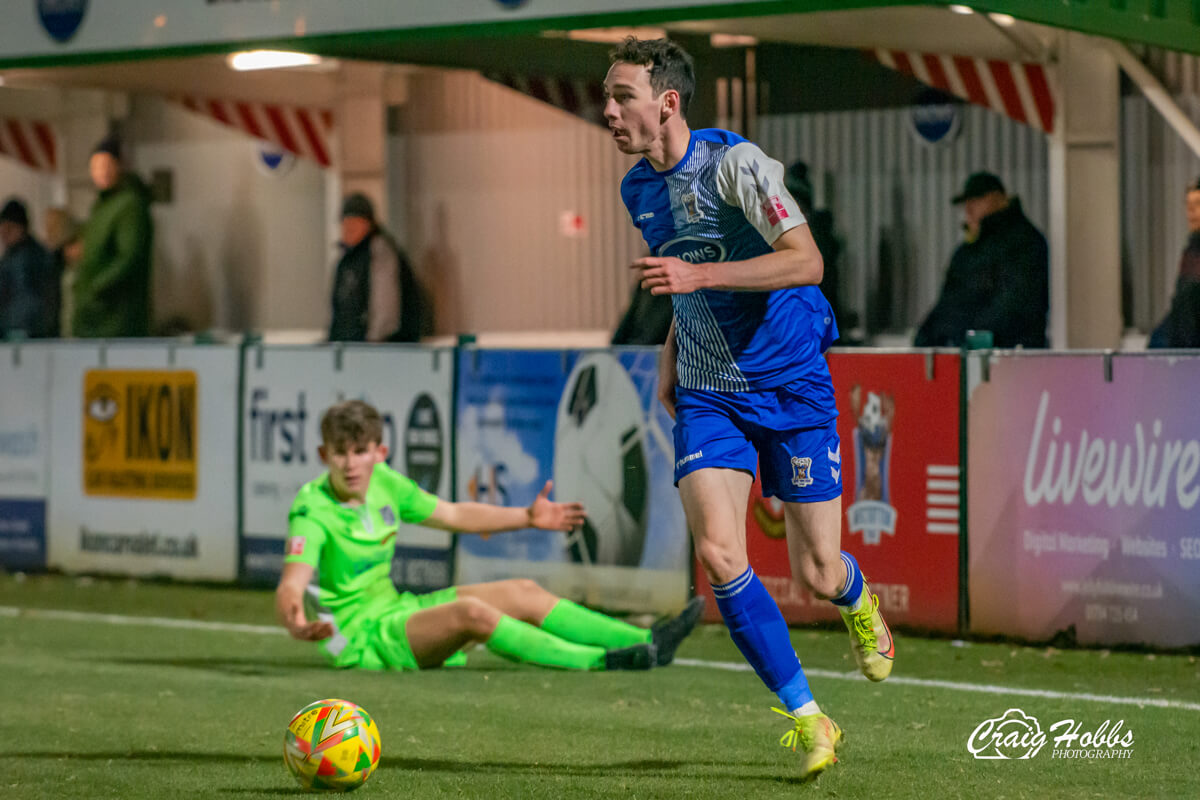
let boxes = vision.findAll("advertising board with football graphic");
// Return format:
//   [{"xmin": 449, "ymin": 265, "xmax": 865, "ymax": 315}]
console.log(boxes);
[
  {"xmin": 454, "ymin": 348, "xmax": 689, "ymax": 615},
  {"xmin": 693, "ymin": 351, "xmax": 962, "ymax": 632}
]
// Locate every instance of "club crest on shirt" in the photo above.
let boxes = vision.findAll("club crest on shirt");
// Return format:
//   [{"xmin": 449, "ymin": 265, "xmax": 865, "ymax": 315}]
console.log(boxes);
[
  {"xmin": 380, "ymin": 505, "xmax": 396, "ymax": 526},
  {"xmin": 681, "ymin": 191, "xmax": 704, "ymax": 223},
  {"xmin": 790, "ymin": 456, "xmax": 813, "ymax": 488}
]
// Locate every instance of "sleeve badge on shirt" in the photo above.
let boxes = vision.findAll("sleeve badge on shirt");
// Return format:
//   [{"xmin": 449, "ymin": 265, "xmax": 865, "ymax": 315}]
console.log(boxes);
[
  {"xmin": 286, "ymin": 536, "xmax": 306, "ymax": 555},
  {"xmin": 761, "ymin": 195, "xmax": 790, "ymax": 227},
  {"xmin": 380, "ymin": 505, "xmax": 396, "ymax": 526}
]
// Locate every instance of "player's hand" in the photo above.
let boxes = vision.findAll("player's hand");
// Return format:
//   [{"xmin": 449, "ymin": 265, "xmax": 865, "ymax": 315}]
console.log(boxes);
[
  {"xmin": 282, "ymin": 602, "xmax": 333, "ymax": 642},
  {"xmin": 527, "ymin": 480, "xmax": 586, "ymax": 531},
  {"xmin": 633, "ymin": 256, "xmax": 707, "ymax": 295}
]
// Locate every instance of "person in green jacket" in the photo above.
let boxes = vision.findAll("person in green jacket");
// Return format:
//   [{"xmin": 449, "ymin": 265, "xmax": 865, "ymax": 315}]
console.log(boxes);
[{"xmin": 73, "ymin": 135, "xmax": 154, "ymax": 338}]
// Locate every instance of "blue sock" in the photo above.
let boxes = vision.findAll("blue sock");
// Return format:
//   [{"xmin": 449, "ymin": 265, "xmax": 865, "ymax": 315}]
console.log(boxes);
[
  {"xmin": 713, "ymin": 567, "xmax": 813, "ymax": 710},
  {"xmin": 830, "ymin": 551, "xmax": 863, "ymax": 607}
]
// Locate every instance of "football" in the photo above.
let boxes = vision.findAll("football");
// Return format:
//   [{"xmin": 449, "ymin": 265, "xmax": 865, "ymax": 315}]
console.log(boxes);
[
  {"xmin": 283, "ymin": 698, "xmax": 382, "ymax": 792},
  {"xmin": 554, "ymin": 352, "xmax": 649, "ymax": 567}
]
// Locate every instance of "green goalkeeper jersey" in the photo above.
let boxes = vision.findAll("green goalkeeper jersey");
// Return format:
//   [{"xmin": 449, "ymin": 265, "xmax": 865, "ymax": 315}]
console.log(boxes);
[{"xmin": 283, "ymin": 462, "xmax": 439, "ymax": 630}]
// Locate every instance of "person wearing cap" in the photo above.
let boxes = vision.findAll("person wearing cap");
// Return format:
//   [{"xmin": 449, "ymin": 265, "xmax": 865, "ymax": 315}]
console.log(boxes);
[
  {"xmin": 1148, "ymin": 177, "xmax": 1200, "ymax": 348},
  {"xmin": 0, "ymin": 197, "xmax": 58, "ymax": 338},
  {"xmin": 328, "ymin": 193, "xmax": 424, "ymax": 343},
  {"xmin": 73, "ymin": 134, "xmax": 154, "ymax": 338},
  {"xmin": 914, "ymin": 171, "xmax": 1048, "ymax": 348}
]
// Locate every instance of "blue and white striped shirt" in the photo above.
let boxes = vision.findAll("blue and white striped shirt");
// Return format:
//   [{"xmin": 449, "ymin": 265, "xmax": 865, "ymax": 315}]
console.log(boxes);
[{"xmin": 620, "ymin": 128, "xmax": 838, "ymax": 395}]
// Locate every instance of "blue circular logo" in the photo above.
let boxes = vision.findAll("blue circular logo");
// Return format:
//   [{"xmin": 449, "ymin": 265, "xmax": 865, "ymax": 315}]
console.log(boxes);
[
  {"xmin": 494, "ymin": 0, "xmax": 528, "ymax": 8},
  {"xmin": 255, "ymin": 143, "xmax": 296, "ymax": 178},
  {"xmin": 37, "ymin": 0, "xmax": 89, "ymax": 43},
  {"xmin": 910, "ymin": 89, "xmax": 961, "ymax": 146}
]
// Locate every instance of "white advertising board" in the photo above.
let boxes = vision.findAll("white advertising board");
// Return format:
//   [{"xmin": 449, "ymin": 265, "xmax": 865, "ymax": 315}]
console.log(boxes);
[
  {"xmin": 0, "ymin": 344, "xmax": 53, "ymax": 569},
  {"xmin": 46, "ymin": 343, "xmax": 240, "ymax": 581},
  {"xmin": 240, "ymin": 345, "xmax": 454, "ymax": 588},
  {"xmin": 5, "ymin": 0, "xmax": 767, "ymax": 62}
]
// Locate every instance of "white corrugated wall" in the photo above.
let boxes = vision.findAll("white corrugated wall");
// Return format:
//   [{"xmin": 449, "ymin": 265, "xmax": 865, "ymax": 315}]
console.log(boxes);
[
  {"xmin": 1121, "ymin": 93, "xmax": 1200, "ymax": 330},
  {"xmin": 757, "ymin": 104, "xmax": 1049, "ymax": 337},
  {"xmin": 396, "ymin": 70, "xmax": 643, "ymax": 336}
]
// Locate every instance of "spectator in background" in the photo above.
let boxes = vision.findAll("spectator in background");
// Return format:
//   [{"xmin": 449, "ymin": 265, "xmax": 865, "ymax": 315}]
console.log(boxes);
[
  {"xmin": 43, "ymin": 206, "xmax": 81, "ymax": 337},
  {"xmin": 73, "ymin": 135, "xmax": 155, "ymax": 338},
  {"xmin": 329, "ymin": 193, "xmax": 424, "ymax": 343},
  {"xmin": 0, "ymin": 198, "xmax": 58, "ymax": 338},
  {"xmin": 915, "ymin": 171, "xmax": 1048, "ymax": 348},
  {"xmin": 784, "ymin": 160, "xmax": 846, "ymax": 330},
  {"xmin": 1148, "ymin": 177, "xmax": 1200, "ymax": 349}
]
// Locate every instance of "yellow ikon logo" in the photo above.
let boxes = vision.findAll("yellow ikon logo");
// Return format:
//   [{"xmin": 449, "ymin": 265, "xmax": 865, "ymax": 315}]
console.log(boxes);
[{"xmin": 83, "ymin": 370, "xmax": 198, "ymax": 500}]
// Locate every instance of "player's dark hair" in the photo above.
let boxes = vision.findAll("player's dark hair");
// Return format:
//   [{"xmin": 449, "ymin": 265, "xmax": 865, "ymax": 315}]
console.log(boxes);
[
  {"xmin": 609, "ymin": 36, "xmax": 695, "ymax": 116},
  {"xmin": 321, "ymin": 400, "xmax": 384, "ymax": 450},
  {"xmin": 1188, "ymin": 176, "xmax": 1200, "ymax": 194}
]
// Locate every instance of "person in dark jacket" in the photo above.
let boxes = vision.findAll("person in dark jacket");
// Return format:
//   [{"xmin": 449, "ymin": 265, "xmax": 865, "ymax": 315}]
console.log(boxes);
[
  {"xmin": 785, "ymin": 160, "xmax": 846, "ymax": 329},
  {"xmin": 73, "ymin": 135, "xmax": 155, "ymax": 338},
  {"xmin": 915, "ymin": 171, "xmax": 1049, "ymax": 348},
  {"xmin": 329, "ymin": 193, "xmax": 424, "ymax": 343},
  {"xmin": 1148, "ymin": 177, "xmax": 1200, "ymax": 349},
  {"xmin": 0, "ymin": 198, "xmax": 58, "ymax": 338}
]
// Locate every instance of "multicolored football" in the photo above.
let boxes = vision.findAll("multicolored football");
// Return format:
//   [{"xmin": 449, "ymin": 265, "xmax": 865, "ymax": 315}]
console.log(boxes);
[{"xmin": 284, "ymin": 698, "xmax": 382, "ymax": 792}]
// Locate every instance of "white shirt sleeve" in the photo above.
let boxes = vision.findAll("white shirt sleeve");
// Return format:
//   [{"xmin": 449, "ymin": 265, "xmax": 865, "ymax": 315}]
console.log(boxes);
[{"xmin": 715, "ymin": 141, "xmax": 806, "ymax": 245}]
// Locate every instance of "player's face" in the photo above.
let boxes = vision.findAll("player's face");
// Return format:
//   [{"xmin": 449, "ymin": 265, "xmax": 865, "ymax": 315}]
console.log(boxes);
[
  {"xmin": 1186, "ymin": 189, "xmax": 1200, "ymax": 233},
  {"xmin": 320, "ymin": 440, "xmax": 388, "ymax": 502},
  {"xmin": 603, "ymin": 62, "xmax": 668, "ymax": 156}
]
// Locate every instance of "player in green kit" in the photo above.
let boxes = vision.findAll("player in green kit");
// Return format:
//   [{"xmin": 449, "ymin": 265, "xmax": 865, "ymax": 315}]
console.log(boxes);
[{"xmin": 276, "ymin": 399, "xmax": 704, "ymax": 671}]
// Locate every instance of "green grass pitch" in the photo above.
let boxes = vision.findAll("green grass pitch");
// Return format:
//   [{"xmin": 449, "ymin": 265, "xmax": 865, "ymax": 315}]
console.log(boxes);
[{"xmin": 1, "ymin": 573, "xmax": 1197, "ymax": 799}]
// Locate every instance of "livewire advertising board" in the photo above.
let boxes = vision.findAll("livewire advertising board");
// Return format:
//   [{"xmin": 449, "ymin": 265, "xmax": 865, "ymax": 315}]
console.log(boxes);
[
  {"xmin": 969, "ymin": 353, "xmax": 1200, "ymax": 647},
  {"xmin": 240, "ymin": 346, "xmax": 454, "ymax": 589},
  {"xmin": 0, "ymin": 344, "xmax": 52, "ymax": 570},
  {"xmin": 691, "ymin": 351, "xmax": 962, "ymax": 632},
  {"xmin": 454, "ymin": 348, "xmax": 690, "ymax": 615},
  {"xmin": 46, "ymin": 344, "xmax": 239, "ymax": 581}
]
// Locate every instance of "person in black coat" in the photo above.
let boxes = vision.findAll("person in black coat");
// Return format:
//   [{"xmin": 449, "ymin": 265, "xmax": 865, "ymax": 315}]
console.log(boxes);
[
  {"xmin": 915, "ymin": 172, "xmax": 1049, "ymax": 348},
  {"xmin": 1148, "ymin": 177, "xmax": 1200, "ymax": 349},
  {"xmin": 0, "ymin": 198, "xmax": 58, "ymax": 338}
]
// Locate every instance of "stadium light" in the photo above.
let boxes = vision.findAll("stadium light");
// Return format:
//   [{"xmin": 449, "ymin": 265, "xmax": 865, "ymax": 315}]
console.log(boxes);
[
  {"xmin": 949, "ymin": 4, "xmax": 975, "ymax": 14},
  {"xmin": 988, "ymin": 12, "xmax": 1017, "ymax": 26},
  {"xmin": 227, "ymin": 50, "xmax": 323, "ymax": 71}
]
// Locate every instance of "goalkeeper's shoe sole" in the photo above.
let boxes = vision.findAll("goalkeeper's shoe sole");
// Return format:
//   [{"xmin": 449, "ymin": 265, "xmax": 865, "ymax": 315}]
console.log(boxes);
[{"xmin": 651, "ymin": 596, "xmax": 706, "ymax": 666}]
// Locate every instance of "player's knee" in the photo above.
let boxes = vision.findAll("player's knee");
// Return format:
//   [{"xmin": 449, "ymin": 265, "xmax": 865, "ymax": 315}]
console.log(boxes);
[
  {"xmin": 455, "ymin": 597, "xmax": 501, "ymax": 637},
  {"xmin": 694, "ymin": 539, "xmax": 746, "ymax": 585}
]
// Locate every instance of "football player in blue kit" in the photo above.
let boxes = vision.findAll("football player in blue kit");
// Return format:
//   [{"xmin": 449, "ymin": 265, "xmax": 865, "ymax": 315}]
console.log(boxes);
[{"xmin": 603, "ymin": 37, "xmax": 894, "ymax": 780}]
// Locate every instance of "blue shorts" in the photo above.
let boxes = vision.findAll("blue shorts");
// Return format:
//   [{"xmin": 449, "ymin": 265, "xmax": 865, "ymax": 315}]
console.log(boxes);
[{"xmin": 672, "ymin": 383, "xmax": 842, "ymax": 502}]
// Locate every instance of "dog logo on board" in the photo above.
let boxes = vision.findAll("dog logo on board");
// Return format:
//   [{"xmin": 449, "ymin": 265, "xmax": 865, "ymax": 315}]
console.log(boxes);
[{"xmin": 847, "ymin": 385, "xmax": 898, "ymax": 545}]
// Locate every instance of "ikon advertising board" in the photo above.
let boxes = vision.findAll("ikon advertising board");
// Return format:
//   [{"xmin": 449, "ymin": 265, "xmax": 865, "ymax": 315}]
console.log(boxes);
[
  {"xmin": 454, "ymin": 348, "xmax": 690, "ymax": 615},
  {"xmin": 240, "ymin": 346, "xmax": 454, "ymax": 589},
  {"xmin": 47, "ymin": 345, "xmax": 239, "ymax": 581},
  {"xmin": 0, "ymin": 345, "xmax": 53, "ymax": 570},
  {"xmin": 692, "ymin": 352, "xmax": 962, "ymax": 632},
  {"xmin": 969, "ymin": 354, "xmax": 1200, "ymax": 647}
]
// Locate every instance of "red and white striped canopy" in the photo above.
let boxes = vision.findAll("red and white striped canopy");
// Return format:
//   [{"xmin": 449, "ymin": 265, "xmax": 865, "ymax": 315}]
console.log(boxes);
[
  {"xmin": 0, "ymin": 118, "xmax": 57, "ymax": 172},
  {"xmin": 870, "ymin": 49, "xmax": 1056, "ymax": 134},
  {"xmin": 177, "ymin": 95, "xmax": 334, "ymax": 167}
]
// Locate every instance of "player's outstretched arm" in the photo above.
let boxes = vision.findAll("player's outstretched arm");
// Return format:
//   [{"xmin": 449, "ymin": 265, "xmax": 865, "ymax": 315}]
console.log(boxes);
[
  {"xmin": 422, "ymin": 480, "xmax": 585, "ymax": 534},
  {"xmin": 275, "ymin": 562, "xmax": 333, "ymax": 642},
  {"xmin": 632, "ymin": 227, "xmax": 822, "ymax": 295}
]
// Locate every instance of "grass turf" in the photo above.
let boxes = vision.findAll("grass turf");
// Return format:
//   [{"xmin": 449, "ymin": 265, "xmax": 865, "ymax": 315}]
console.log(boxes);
[{"xmin": 1, "ymin": 573, "xmax": 1197, "ymax": 799}]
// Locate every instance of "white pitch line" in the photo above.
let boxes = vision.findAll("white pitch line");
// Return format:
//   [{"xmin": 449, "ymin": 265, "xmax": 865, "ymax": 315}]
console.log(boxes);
[
  {"xmin": 673, "ymin": 658, "xmax": 1200, "ymax": 713},
  {"xmin": 3, "ymin": 605, "xmax": 1197, "ymax": 713}
]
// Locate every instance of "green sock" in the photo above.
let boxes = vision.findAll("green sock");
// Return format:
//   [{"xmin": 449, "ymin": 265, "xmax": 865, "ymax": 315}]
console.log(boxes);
[
  {"xmin": 540, "ymin": 599, "xmax": 653, "ymax": 649},
  {"xmin": 486, "ymin": 615, "xmax": 607, "ymax": 670}
]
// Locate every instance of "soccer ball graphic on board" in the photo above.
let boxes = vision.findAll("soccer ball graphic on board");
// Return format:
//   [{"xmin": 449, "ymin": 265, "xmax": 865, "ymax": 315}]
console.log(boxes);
[
  {"xmin": 554, "ymin": 352, "xmax": 649, "ymax": 567},
  {"xmin": 283, "ymin": 698, "xmax": 381, "ymax": 792}
]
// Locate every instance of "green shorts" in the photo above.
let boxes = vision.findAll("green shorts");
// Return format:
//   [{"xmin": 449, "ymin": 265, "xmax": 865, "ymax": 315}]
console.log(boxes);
[{"xmin": 324, "ymin": 587, "xmax": 469, "ymax": 671}]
